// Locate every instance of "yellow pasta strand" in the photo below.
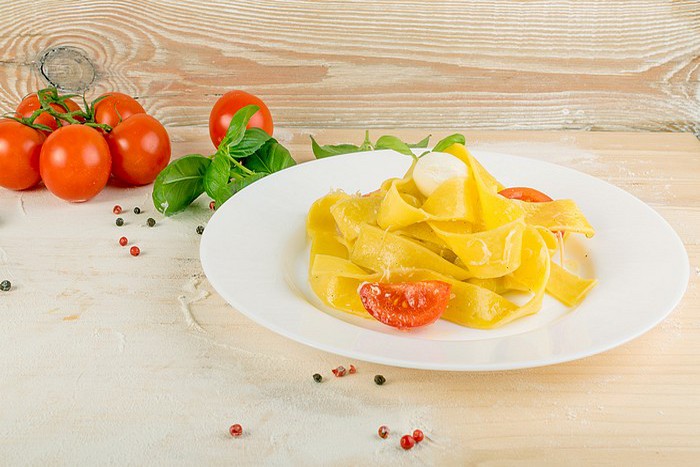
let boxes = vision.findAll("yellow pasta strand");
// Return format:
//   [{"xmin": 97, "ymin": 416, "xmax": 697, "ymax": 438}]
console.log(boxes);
[
  {"xmin": 306, "ymin": 143, "xmax": 597, "ymax": 329},
  {"xmin": 547, "ymin": 262, "xmax": 598, "ymax": 307}
]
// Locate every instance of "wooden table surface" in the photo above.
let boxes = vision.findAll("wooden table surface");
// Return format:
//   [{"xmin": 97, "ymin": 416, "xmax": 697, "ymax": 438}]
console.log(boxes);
[{"xmin": 1, "ymin": 1, "xmax": 699, "ymax": 465}]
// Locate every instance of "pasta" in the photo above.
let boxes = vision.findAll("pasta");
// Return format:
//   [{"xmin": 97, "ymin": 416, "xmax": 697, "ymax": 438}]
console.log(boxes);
[{"xmin": 306, "ymin": 143, "xmax": 596, "ymax": 329}]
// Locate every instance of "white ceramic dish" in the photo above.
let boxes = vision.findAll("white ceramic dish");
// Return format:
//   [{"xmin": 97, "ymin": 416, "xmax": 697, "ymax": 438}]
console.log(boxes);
[{"xmin": 200, "ymin": 149, "xmax": 689, "ymax": 371}]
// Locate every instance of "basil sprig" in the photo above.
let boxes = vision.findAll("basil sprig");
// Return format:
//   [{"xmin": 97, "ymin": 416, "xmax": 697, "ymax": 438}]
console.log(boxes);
[
  {"xmin": 152, "ymin": 105, "xmax": 295, "ymax": 216},
  {"xmin": 309, "ymin": 132, "xmax": 464, "ymax": 159},
  {"xmin": 431, "ymin": 133, "xmax": 465, "ymax": 153}
]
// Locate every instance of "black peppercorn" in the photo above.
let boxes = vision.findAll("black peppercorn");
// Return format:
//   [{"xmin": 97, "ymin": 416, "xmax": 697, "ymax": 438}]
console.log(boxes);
[
  {"xmin": 115, "ymin": 217, "xmax": 124, "ymax": 226},
  {"xmin": 133, "ymin": 207, "xmax": 141, "ymax": 214},
  {"xmin": 374, "ymin": 374, "xmax": 386, "ymax": 386},
  {"xmin": 313, "ymin": 373, "xmax": 322, "ymax": 383},
  {"xmin": 196, "ymin": 225, "xmax": 204, "ymax": 235},
  {"xmin": 147, "ymin": 218, "xmax": 156, "ymax": 227},
  {"xmin": 0, "ymin": 280, "xmax": 10, "ymax": 292}
]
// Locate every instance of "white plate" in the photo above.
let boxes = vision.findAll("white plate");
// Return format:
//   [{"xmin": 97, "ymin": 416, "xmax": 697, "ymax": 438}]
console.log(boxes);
[{"xmin": 200, "ymin": 149, "xmax": 689, "ymax": 371}]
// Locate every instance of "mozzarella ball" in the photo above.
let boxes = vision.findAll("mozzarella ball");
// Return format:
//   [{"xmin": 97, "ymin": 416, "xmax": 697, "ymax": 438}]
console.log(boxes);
[{"xmin": 413, "ymin": 151, "xmax": 469, "ymax": 197}]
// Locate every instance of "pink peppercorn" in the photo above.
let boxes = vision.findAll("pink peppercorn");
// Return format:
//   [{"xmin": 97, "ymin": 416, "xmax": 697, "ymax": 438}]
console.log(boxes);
[
  {"xmin": 229, "ymin": 424, "xmax": 243, "ymax": 437},
  {"xmin": 400, "ymin": 434, "xmax": 415, "ymax": 450},
  {"xmin": 412, "ymin": 429, "xmax": 424, "ymax": 443}
]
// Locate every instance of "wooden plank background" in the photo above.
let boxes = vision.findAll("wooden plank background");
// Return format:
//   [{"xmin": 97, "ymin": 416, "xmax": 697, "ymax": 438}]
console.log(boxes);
[{"xmin": 0, "ymin": 0, "xmax": 699, "ymax": 133}]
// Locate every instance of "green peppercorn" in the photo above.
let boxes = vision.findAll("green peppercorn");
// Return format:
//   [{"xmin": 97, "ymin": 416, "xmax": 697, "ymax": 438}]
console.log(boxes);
[
  {"xmin": 115, "ymin": 217, "xmax": 124, "ymax": 226},
  {"xmin": 196, "ymin": 225, "xmax": 204, "ymax": 235},
  {"xmin": 147, "ymin": 218, "xmax": 156, "ymax": 227},
  {"xmin": 313, "ymin": 373, "xmax": 322, "ymax": 383},
  {"xmin": 133, "ymin": 207, "xmax": 141, "ymax": 214},
  {"xmin": 0, "ymin": 280, "xmax": 10, "ymax": 292},
  {"xmin": 374, "ymin": 374, "xmax": 386, "ymax": 386}
]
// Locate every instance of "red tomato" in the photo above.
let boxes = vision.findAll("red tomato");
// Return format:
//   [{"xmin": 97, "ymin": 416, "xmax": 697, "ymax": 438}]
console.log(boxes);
[
  {"xmin": 0, "ymin": 120, "xmax": 45, "ymax": 190},
  {"xmin": 106, "ymin": 114, "xmax": 171, "ymax": 186},
  {"xmin": 208, "ymin": 90, "xmax": 273, "ymax": 147},
  {"xmin": 40, "ymin": 125, "xmax": 111, "ymax": 202},
  {"xmin": 359, "ymin": 281, "xmax": 452, "ymax": 329},
  {"xmin": 16, "ymin": 94, "xmax": 82, "ymax": 133},
  {"xmin": 498, "ymin": 187, "xmax": 553, "ymax": 203},
  {"xmin": 93, "ymin": 92, "xmax": 146, "ymax": 128}
]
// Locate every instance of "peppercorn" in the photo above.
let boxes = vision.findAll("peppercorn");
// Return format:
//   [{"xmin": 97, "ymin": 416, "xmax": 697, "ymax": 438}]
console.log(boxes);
[
  {"xmin": 374, "ymin": 375, "xmax": 386, "ymax": 386},
  {"xmin": 349, "ymin": 364, "xmax": 357, "ymax": 374},
  {"xmin": 119, "ymin": 236, "xmax": 128, "ymax": 246},
  {"xmin": 112, "ymin": 205, "xmax": 122, "ymax": 215},
  {"xmin": 229, "ymin": 424, "xmax": 243, "ymax": 437},
  {"xmin": 412, "ymin": 429, "xmax": 424, "ymax": 443},
  {"xmin": 130, "ymin": 246, "xmax": 140, "ymax": 257},
  {"xmin": 147, "ymin": 218, "xmax": 156, "ymax": 227},
  {"xmin": 196, "ymin": 225, "xmax": 204, "ymax": 235},
  {"xmin": 400, "ymin": 434, "xmax": 415, "ymax": 450},
  {"xmin": 0, "ymin": 280, "xmax": 11, "ymax": 292},
  {"xmin": 378, "ymin": 425, "xmax": 389, "ymax": 439},
  {"xmin": 313, "ymin": 373, "xmax": 323, "ymax": 383},
  {"xmin": 115, "ymin": 217, "xmax": 124, "ymax": 226},
  {"xmin": 332, "ymin": 366, "xmax": 347, "ymax": 377},
  {"xmin": 133, "ymin": 206, "xmax": 141, "ymax": 214},
  {"xmin": 209, "ymin": 201, "xmax": 216, "ymax": 210}
]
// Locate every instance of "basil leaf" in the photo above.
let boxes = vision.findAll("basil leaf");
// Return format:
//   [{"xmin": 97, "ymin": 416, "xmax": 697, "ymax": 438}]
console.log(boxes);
[
  {"xmin": 229, "ymin": 172, "xmax": 267, "ymax": 194},
  {"xmin": 215, "ymin": 172, "xmax": 268, "ymax": 206},
  {"xmin": 203, "ymin": 152, "xmax": 231, "ymax": 200},
  {"xmin": 152, "ymin": 155, "xmax": 211, "ymax": 216},
  {"xmin": 374, "ymin": 135, "xmax": 415, "ymax": 157},
  {"xmin": 229, "ymin": 166, "xmax": 248, "ymax": 180},
  {"xmin": 432, "ymin": 133, "xmax": 465, "ymax": 153},
  {"xmin": 310, "ymin": 136, "xmax": 361, "ymax": 159},
  {"xmin": 408, "ymin": 135, "xmax": 431, "ymax": 148},
  {"xmin": 228, "ymin": 127, "xmax": 272, "ymax": 159},
  {"xmin": 246, "ymin": 139, "xmax": 296, "ymax": 174},
  {"xmin": 218, "ymin": 105, "xmax": 260, "ymax": 150}
]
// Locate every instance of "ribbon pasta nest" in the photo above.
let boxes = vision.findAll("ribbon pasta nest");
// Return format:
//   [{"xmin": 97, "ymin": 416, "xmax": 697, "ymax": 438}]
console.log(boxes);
[{"xmin": 307, "ymin": 143, "xmax": 596, "ymax": 329}]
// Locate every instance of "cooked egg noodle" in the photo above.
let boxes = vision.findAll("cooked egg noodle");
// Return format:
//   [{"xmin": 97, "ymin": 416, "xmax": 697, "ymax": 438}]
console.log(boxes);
[{"xmin": 307, "ymin": 144, "xmax": 597, "ymax": 328}]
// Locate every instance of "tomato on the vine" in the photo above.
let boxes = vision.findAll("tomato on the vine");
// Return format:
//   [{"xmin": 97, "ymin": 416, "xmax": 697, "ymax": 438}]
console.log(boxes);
[
  {"xmin": 208, "ymin": 90, "xmax": 273, "ymax": 147},
  {"xmin": 40, "ymin": 125, "xmax": 111, "ymax": 202},
  {"xmin": 0, "ymin": 119, "xmax": 45, "ymax": 190},
  {"xmin": 106, "ymin": 113, "xmax": 171, "ymax": 186},
  {"xmin": 359, "ymin": 280, "xmax": 452, "ymax": 329},
  {"xmin": 15, "ymin": 93, "xmax": 82, "ymax": 133},
  {"xmin": 498, "ymin": 187, "xmax": 553, "ymax": 203},
  {"xmin": 93, "ymin": 92, "xmax": 146, "ymax": 128}
]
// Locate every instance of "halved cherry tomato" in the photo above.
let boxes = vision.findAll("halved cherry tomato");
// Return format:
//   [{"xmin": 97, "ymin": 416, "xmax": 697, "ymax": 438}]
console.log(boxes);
[
  {"xmin": 359, "ymin": 281, "xmax": 452, "ymax": 330},
  {"xmin": 208, "ymin": 90, "xmax": 273, "ymax": 147},
  {"xmin": 106, "ymin": 113, "xmax": 171, "ymax": 186},
  {"xmin": 40, "ymin": 125, "xmax": 111, "ymax": 202},
  {"xmin": 498, "ymin": 187, "xmax": 553, "ymax": 203},
  {"xmin": 93, "ymin": 92, "xmax": 146, "ymax": 128},
  {"xmin": 16, "ymin": 94, "xmax": 82, "ymax": 133},
  {"xmin": 0, "ymin": 119, "xmax": 45, "ymax": 190}
]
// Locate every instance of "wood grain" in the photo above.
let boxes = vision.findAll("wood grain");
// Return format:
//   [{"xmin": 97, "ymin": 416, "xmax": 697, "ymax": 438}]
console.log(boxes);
[
  {"xmin": 0, "ymin": 1, "xmax": 699, "ymax": 132},
  {"xmin": 0, "ymin": 130, "xmax": 698, "ymax": 464}
]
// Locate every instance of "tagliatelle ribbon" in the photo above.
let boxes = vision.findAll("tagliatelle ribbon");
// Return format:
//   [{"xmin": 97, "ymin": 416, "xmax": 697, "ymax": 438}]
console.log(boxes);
[{"xmin": 306, "ymin": 143, "xmax": 597, "ymax": 329}]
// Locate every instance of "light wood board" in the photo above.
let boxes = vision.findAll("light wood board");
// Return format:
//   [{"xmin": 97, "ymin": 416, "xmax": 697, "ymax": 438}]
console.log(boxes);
[{"xmin": 0, "ymin": 130, "xmax": 698, "ymax": 464}]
